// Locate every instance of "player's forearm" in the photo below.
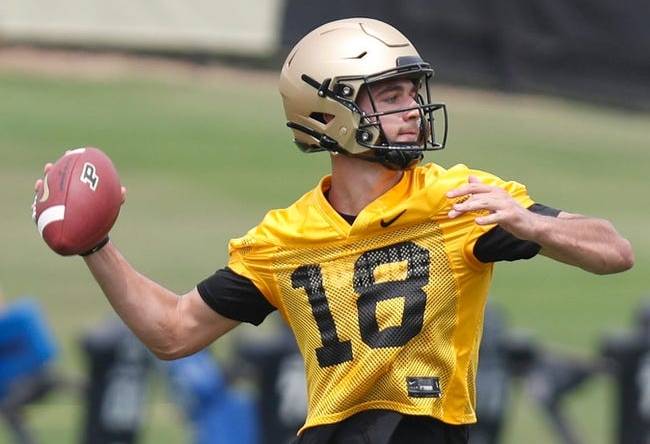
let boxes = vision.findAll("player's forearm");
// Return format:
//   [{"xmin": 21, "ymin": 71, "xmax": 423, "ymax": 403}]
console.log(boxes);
[
  {"xmin": 532, "ymin": 213, "xmax": 634, "ymax": 274},
  {"xmin": 82, "ymin": 241, "xmax": 186, "ymax": 358}
]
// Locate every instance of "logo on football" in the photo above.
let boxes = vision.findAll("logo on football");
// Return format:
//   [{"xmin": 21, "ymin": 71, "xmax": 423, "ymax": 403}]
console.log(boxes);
[
  {"xmin": 33, "ymin": 147, "xmax": 122, "ymax": 256},
  {"xmin": 80, "ymin": 162, "xmax": 99, "ymax": 191}
]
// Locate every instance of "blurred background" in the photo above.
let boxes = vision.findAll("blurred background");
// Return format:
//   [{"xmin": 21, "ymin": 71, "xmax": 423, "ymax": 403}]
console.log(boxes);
[{"xmin": 0, "ymin": 1, "xmax": 648, "ymax": 443}]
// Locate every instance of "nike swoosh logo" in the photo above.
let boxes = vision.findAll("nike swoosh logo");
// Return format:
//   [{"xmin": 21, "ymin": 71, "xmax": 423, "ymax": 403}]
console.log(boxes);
[{"xmin": 380, "ymin": 209, "xmax": 407, "ymax": 228}]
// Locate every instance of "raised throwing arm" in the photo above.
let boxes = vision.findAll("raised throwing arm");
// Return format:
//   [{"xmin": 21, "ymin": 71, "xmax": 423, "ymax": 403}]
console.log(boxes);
[{"xmin": 34, "ymin": 166, "xmax": 239, "ymax": 360}]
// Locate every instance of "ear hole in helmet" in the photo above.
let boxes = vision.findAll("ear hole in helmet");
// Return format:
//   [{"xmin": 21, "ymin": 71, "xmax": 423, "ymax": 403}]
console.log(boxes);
[{"xmin": 309, "ymin": 112, "xmax": 334, "ymax": 124}]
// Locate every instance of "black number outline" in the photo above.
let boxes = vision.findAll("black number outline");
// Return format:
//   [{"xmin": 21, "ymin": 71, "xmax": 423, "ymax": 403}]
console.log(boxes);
[
  {"xmin": 354, "ymin": 241, "xmax": 430, "ymax": 348},
  {"xmin": 292, "ymin": 241, "xmax": 430, "ymax": 368},
  {"xmin": 292, "ymin": 264, "xmax": 353, "ymax": 367}
]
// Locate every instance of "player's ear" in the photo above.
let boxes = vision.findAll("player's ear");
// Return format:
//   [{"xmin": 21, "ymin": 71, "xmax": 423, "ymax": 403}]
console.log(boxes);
[{"xmin": 323, "ymin": 113, "xmax": 334, "ymax": 123}]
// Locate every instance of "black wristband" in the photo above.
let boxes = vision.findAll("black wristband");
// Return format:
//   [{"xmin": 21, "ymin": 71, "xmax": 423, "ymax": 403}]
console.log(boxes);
[{"xmin": 80, "ymin": 237, "xmax": 110, "ymax": 257}]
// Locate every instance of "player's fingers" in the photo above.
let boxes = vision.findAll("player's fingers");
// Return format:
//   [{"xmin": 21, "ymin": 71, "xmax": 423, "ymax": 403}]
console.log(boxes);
[
  {"xmin": 453, "ymin": 196, "xmax": 503, "ymax": 213},
  {"xmin": 446, "ymin": 182, "xmax": 493, "ymax": 198},
  {"xmin": 448, "ymin": 176, "xmax": 488, "ymax": 197},
  {"xmin": 446, "ymin": 185, "xmax": 471, "ymax": 198},
  {"xmin": 475, "ymin": 213, "xmax": 501, "ymax": 225},
  {"xmin": 43, "ymin": 163, "xmax": 53, "ymax": 174},
  {"xmin": 34, "ymin": 178, "xmax": 43, "ymax": 192},
  {"xmin": 120, "ymin": 186, "xmax": 127, "ymax": 205}
]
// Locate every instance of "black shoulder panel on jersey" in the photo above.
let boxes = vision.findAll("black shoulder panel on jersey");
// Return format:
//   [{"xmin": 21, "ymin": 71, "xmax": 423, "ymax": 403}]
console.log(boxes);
[
  {"xmin": 473, "ymin": 203, "xmax": 561, "ymax": 263},
  {"xmin": 197, "ymin": 267, "xmax": 276, "ymax": 326}
]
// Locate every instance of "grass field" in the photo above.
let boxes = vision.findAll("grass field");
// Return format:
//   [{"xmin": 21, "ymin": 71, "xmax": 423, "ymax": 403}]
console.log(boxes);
[{"xmin": 0, "ymin": 52, "xmax": 648, "ymax": 443}]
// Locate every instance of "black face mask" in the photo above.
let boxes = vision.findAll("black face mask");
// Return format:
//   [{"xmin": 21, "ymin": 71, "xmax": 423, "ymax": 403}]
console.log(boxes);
[{"xmin": 289, "ymin": 60, "xmax": 448, "ymax": 165}]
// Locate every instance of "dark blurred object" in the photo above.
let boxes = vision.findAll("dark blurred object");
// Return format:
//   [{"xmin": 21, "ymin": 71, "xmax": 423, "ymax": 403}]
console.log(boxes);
[
  {"xmin": 601, "ymin": 301, "xmax": 650, "ymax": 444},
  {"xmin": 281, "ymin": 0, "xmax": 650, "ymax": 110},
  {"xmin": 236, "ymin": 325, "xmax": 307, "ymax": 444},
  {"xmin": 0, "ymin": 299, "xmax": 60, "ymax": 444},
  {"xmin": 470, "ymin": 305, "xmax": 511, "ymax": 444},
  {"xmin": 79, "ymin": 319, "xmax": 153, "ymax": 444},
  {"xmin": 471, "ymin": 304, "xmax": 603, "ymax": 444},
  {"xmin": 525, "ymin": 352, "xmax": 606, "ymax": 444},
  {"xmin": 164, "ymin": 349, "xmax": 258, "ymax": 444}
]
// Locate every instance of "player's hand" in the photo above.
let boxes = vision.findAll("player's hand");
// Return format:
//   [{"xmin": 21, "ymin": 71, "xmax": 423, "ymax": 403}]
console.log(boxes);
[
  {"xmin": 446, "ymin": 176, "xmax": 538, "ymax": 240},
  {"xmin": 32, "ymin": 163, "xmax": 53, "ymax": 222}
]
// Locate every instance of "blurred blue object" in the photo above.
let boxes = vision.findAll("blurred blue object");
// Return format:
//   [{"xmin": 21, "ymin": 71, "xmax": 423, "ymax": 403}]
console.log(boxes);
[
  {"xmin": 165, "ymin": 350, "xmax": 259, "ymax": 444},
  {"xmin": 0, "ymin": 299, "xmax": 57, "ymax": 399}
]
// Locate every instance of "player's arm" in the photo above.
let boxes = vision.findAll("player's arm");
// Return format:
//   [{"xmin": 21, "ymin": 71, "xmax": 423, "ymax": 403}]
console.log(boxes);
[
  {"xmin": 83, "ymin": 242, "xmax": 240, "ymax": 360},
  {"xmin": 33, "ymin": 164, "xmax": 239, "ymax": 360},
  {"xmin": 34, "ymin": 160, "xmax": 273, "ymax": 359},
  {"xmin": 447, "ymin": 176, "xmax": 634, "ymax": 274},
  {"xmin": 520, "ymin": 210, "xmax": 634, "ymax": 273}
]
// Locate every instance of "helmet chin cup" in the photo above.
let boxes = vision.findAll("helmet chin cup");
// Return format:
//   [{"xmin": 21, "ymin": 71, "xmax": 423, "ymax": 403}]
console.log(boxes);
[
  {"xmin": 382, "ymin": 151, "xmax": 423, "ymax": 170},
  {"xmin": 369, "ymin": 147, "xmax": 424, "ymax": 170}
]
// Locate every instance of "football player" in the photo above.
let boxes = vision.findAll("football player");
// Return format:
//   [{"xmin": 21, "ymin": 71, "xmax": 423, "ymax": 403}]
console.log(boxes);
[{"xmin": 34, "ymin": 18, "xmax": 633, "ymax": 444}]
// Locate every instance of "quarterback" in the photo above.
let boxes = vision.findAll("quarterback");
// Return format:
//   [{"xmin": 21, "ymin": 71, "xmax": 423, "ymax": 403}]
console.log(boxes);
[{"xmin": 34, "ymin": 18, "xmax": 633, "ymax": 444}]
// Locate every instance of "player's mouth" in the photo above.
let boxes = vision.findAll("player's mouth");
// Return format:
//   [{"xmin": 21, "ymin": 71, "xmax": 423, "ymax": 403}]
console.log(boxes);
[{"xmin": 395, "ymin": 129, "xmax": 420, "ymax": 142}]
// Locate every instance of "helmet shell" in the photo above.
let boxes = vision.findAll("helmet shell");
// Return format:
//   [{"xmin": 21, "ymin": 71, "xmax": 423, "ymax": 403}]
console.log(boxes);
[{"xmin": 279, "ymin": 18, "xmax": 422, "ymax": 156}]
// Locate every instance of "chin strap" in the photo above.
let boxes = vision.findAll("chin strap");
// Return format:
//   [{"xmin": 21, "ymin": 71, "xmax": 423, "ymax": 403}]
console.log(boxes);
[{"xmin": 365, "ymin": 149, "xmax": 423, "ymax": 170}]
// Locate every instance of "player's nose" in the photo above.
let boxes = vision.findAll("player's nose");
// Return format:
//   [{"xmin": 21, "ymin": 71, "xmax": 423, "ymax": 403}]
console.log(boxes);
[{"xmin": 402, "ymin": 103, "xmax": 420, "ymax": 121}]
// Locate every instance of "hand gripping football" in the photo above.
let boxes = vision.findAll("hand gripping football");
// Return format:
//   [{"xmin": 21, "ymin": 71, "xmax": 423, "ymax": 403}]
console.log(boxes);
[{"xmin": 32, "ymin": 147, "xmax": 122, "ymax": 256}]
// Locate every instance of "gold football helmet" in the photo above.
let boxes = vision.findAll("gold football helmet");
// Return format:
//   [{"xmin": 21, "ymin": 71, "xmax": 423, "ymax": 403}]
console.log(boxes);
[{"xmin": 279, "ymin": 18, "xmax": 447, "ymax": 170}]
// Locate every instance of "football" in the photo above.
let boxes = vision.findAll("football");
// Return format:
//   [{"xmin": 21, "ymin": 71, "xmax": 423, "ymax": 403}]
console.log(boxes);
[{"xmin": 32, "ymin": 147, "xmax": 122, "ymax": 256}]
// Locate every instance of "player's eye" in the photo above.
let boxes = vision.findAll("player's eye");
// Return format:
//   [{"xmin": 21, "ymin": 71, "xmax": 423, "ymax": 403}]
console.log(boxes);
[
  {"xmin": 378, "ymin": 91, "xmax": 403, "ymax": 105},
  {"xmin": 384, "ymin": 95, "xmax": 399, "ymax": 104}
]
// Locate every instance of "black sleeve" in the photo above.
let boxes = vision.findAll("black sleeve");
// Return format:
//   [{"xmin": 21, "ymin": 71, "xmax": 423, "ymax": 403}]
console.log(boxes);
[
  {"xmin": 197, "ymin": 267, "xmax": 276, "ymax": 326},
  {"xmin": 473, "ymin": 203, "xmax": 561, "ymax": 263}
]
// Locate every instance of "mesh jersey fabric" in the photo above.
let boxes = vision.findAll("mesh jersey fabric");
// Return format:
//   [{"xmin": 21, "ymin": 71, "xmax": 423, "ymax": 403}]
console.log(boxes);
[
  {"xmin": 226, "ymin": 163, "xmax": 535, "ymax": 432},
  {"xmin": 196, "ymin": 206, "xmax": 560, "ymax": 326}
]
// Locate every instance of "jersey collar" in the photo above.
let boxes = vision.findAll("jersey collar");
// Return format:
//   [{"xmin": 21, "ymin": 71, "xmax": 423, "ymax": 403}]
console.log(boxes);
[{"xmin": 313, "ymin": 171, "xmax": 413, "ymax": 237}]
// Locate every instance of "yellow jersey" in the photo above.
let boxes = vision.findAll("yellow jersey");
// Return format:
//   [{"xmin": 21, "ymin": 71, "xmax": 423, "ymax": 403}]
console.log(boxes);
[{"xmin": 226, "ymin": 163, "xmax": 535, "ymax": 431}]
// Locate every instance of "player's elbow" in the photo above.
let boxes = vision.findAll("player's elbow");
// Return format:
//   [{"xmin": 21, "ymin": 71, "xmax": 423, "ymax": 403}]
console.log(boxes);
[
  {"xmin": 149, "ymin": 341, "xmax": 185, "ymax": 361},
  {"xmin": 146, "ymin": 318, "xmax": 193, "ymax": 361},
  {"xmin": 594, "ymin": 237, "xmax": 635, "ymax": 275},
  {"xmin": 152, "ymin": 347, "xmax": 190, "ymax": 361},
  {"xmin": 152, "ymin": 340, "xmax": 217, "ymax": 361},
  {"xmin": 145, "ymin": 293, "xmax": 236, "ymax": 360},
  {"xmin": 148, "ymin": 322, "xmax": 227, "ymax": 361},
  {"xmin": 611, "ymin": 238, "xmax": 635, "ymax": 273},
  {"xmin": 148, "ymin": 335, "xmax": 188, "ymax": 361}
]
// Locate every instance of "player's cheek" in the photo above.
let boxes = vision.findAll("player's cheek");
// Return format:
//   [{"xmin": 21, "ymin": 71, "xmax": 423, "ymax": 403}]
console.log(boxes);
[{"xmin": 379, "ymin": 117, "xmax": 399, "ymax": 139}]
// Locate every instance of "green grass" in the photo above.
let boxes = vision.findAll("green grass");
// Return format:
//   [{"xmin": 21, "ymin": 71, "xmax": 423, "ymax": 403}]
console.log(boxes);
[{"xmin": 0, "ymin": 66, "xmax": 648, "ymax": 444}]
